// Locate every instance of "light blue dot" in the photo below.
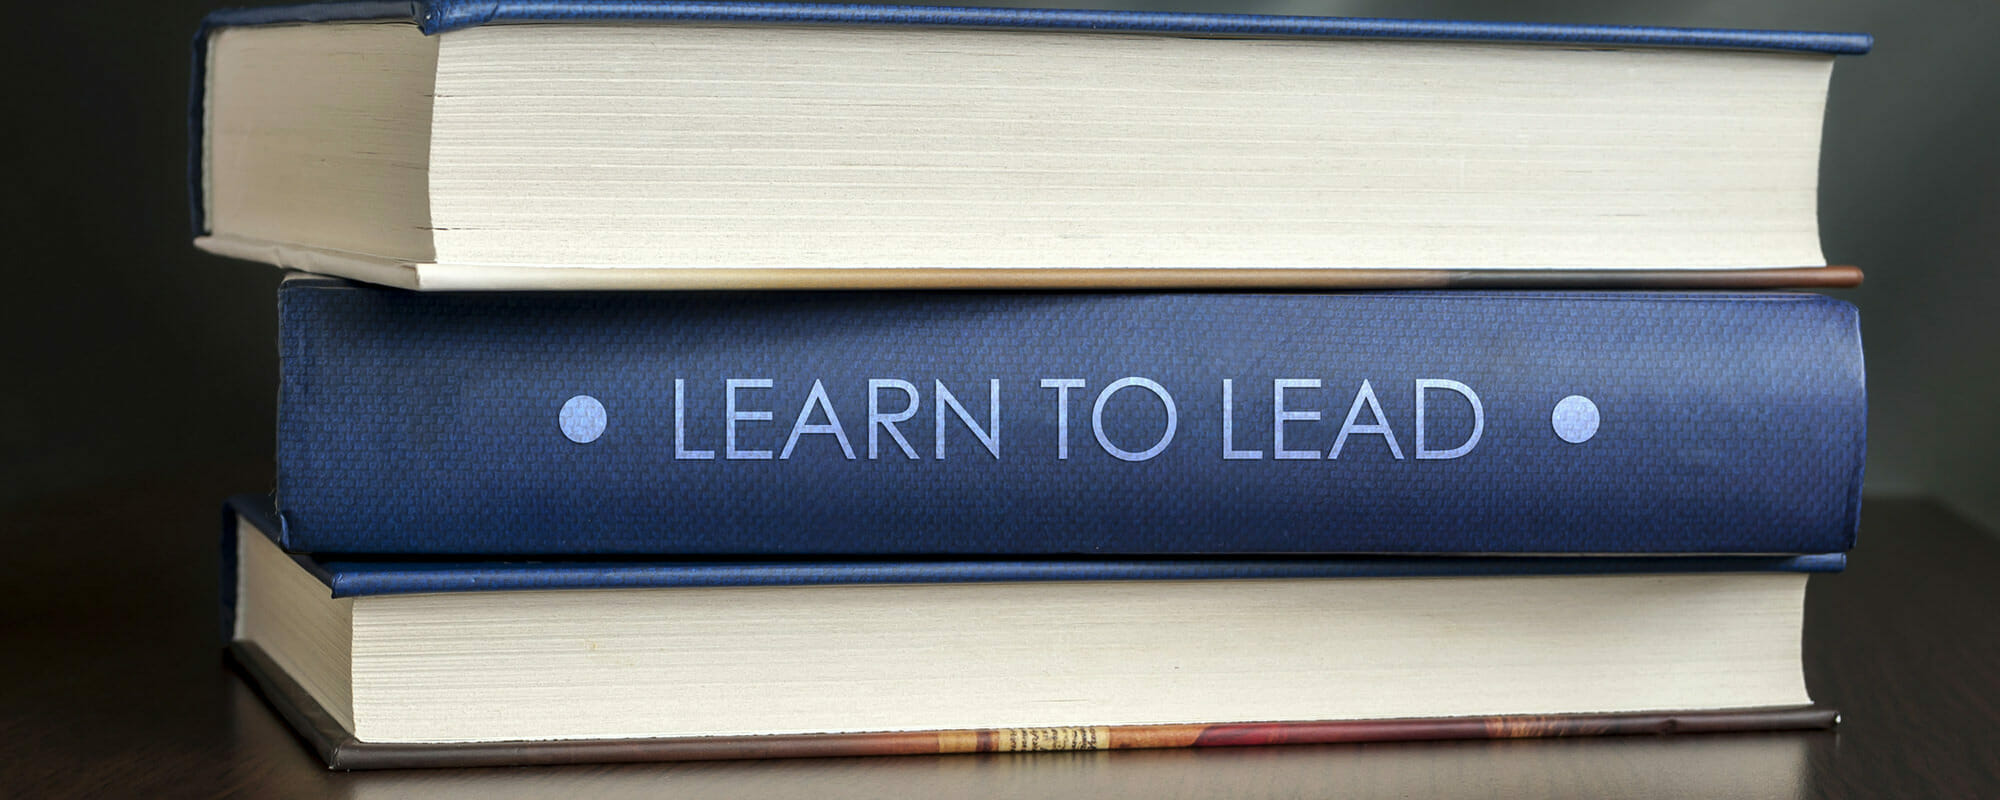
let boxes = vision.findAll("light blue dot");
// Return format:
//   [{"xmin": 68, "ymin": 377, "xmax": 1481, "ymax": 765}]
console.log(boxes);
[
  {"xmin": 1552, "ymin": 395, "xmax": 1599, "ymax": 444},
  {"xmin": 560, "ymin": 395, "xmax": 606, "ymax": 444}
]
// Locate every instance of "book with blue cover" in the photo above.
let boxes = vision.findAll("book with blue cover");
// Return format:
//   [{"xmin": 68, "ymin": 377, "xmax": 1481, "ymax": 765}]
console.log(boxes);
[
  {"xmin": 272, "ymin": 276, "xmax": 1866, "ymax": 556},
  {"xmin": 221, "ymin": 494, "xmax": 1839, "ymax": 769},
  {"xmin": 192, "ymin": 1, "xmax": 1866, "ymax": 290}
]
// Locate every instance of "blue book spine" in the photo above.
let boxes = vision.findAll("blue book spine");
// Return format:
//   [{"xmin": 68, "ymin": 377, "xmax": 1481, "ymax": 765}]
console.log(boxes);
[{"xmin": 275, "ymin": 280, "xmax": 1864, "ymax": 555}]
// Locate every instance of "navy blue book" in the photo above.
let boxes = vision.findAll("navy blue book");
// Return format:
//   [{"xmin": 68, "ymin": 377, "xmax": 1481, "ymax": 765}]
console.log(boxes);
[
  {"xmin": 192, "ymin": 2, "xmax": 1867, "ymax": 290},
  {"xmin": 273, "ymin": 277, "xmax": 1865, "ymax": 555},
  {"xmin": 220, "ymin": 493, "xmax": 1840, "ymax": 768}
]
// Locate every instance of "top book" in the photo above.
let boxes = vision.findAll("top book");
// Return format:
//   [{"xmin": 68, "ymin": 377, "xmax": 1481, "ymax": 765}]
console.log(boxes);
[{"xmin": 190, "ymin": 2, "xmax": 1869, "ymax": 290}]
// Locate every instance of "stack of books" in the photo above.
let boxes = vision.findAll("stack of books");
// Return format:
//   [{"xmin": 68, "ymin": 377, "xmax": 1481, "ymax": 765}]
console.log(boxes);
[{"xmin": 192, "ymin": 2, "xmax": 1869, "ymax": 769}]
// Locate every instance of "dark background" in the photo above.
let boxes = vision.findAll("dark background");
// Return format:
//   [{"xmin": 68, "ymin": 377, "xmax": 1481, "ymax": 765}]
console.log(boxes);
[{"xmin": 6, "ymin": 0, "xmax": 1998, "ymax": 533}]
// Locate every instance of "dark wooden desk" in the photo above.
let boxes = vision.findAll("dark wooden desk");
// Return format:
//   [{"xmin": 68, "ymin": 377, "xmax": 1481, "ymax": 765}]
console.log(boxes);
[{"xmin": 3, "ymin": 482, "xmax": 1995, "ymax": 798}]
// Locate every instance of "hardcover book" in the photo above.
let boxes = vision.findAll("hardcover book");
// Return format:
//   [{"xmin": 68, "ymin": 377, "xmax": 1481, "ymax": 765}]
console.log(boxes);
[
  {"xmin": 191, "ymin": 1, "xmax": 1867, "ymax": 290},
  {"xmin": 222, "ymin": 495, "xmax": 1840, "ymax": 769},
  {"xmin": 271, "ymin": 277, "xmax": 1866, "ymax": 556}
]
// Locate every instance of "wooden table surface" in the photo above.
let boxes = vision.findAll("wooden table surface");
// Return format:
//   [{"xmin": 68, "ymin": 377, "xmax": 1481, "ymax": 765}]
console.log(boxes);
[{"xmin": 3, "ymin": 478, "xmax": 1996, "ymax": 798}]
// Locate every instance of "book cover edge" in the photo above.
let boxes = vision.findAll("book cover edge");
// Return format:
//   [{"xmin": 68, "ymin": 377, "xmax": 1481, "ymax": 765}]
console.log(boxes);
[
  {"xmin": 194, "ymin": 1, "xmax": 1874, "ymax": 53},
  {"xmin": 205, "ymin": 233, "xmax": 1867, "ymax": 289},
  {"xmin": 224, "ymin": 495, "xmax": 1848, "ymax": 599},
  {"xmin": 411, "ymin": 263, "xmax": 1867, "ymax": 292}
]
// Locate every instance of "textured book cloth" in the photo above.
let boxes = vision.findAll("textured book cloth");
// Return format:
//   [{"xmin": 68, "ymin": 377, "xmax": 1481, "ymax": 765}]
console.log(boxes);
[{"xmin": 271, "ymin": 278, "xmax": 1866, "ymax": 555}]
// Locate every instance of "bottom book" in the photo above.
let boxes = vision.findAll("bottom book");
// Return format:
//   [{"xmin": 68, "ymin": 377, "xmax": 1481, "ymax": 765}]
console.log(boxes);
[{"xmin": 222, "ymin": 496, "xmax": 1840, "ymax": 770}]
